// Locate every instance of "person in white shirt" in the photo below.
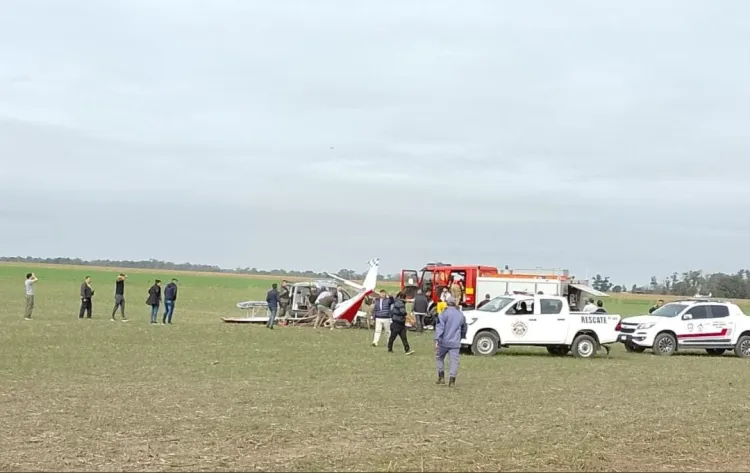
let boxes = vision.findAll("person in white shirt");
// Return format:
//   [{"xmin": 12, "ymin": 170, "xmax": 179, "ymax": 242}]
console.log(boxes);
[
  {"xmin": 582, "ymin": 298, "xmax": 598, "ymax": 313},
  {"xmin": 24, "ymin": 272, "xmax": 37, "ymax": 320}
]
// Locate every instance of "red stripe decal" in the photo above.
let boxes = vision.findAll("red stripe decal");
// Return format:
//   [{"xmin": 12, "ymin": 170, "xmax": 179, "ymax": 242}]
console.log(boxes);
[{"xmin": 677, "ymin": 328, "xmax": 728, "ymax": 339}]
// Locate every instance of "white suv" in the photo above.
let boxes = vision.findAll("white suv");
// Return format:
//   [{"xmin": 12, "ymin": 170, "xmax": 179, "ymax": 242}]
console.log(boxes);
[{"xmin": 617, "ymin": 299, "xmax": 750, "ymax": 357}]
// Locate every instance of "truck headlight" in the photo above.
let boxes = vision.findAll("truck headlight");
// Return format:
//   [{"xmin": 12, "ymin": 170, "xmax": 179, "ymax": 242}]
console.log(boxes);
[{"xmin": 637, "ymin": 323, "xmax": 656, "ymax": 329}]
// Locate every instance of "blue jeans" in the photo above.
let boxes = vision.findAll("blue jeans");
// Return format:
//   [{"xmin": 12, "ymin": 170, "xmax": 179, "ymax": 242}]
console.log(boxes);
[
  {"xmin": 150, "ymin": 304, "xmax": 159, "ymax": 323},
  {"xmin": 163, "ymin": 300, "xmax": 175, "ymax": 323},
  {"xmin": 267, "ymin": 307, "xmax": 278, "ymax": 327}
]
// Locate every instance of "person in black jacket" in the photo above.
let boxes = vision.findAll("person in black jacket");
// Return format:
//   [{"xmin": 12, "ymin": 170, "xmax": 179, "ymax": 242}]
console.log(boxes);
[
  {"xmin": 387, "ymin": 291, "xmax": 414, "ymax": 355},
  {"xmin": 412, "ymin": 289, "xmax": 429, "ymax": 332},
  {"xmin": 163, "ymin": 279, "xmax": 178, "ymax": 324},
  {"xmin": 146, "ymin": 280, "xmax": 162, "ymax": 324},
  {"xmin": 79, "ymin": 276, "xmax": 94, "ymax": 319}
]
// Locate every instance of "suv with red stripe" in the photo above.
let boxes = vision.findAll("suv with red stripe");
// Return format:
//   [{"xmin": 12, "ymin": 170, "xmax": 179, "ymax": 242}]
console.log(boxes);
[{"xmin": 617, "ymin": 299, "xmax": 750, "ymax": 357}]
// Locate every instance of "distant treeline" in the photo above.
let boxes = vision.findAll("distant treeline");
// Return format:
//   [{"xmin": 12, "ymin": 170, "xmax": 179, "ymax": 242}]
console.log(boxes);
[{"xmin": 0, "ymin": 256, "xmax": 400, "ymax": 281}]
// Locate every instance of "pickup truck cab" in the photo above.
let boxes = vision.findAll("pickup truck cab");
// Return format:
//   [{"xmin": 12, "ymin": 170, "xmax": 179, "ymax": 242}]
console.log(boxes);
[
  {"xmin": 461, "ymin": 294, "xmax": 621, "ymax": 358},
  {"xmin": 617, "ymin": 298, "xmax": 750, "ymax": 357}
]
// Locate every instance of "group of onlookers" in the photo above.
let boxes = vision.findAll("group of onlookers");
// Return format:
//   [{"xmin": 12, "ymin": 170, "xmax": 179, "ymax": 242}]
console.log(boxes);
[{"xmin": 21, "ymin": 272, "xmax": 179, "ymax": 324}]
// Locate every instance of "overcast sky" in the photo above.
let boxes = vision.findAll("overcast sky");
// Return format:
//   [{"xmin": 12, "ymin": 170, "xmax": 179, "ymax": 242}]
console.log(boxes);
[{"xmin": 1, "ymin": 0, "xmax": 748, "ymax": 285}]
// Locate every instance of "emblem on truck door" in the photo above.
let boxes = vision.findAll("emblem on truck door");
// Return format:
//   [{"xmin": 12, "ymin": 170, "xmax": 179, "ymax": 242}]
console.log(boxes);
[{"xmin": 512, "ymin": 321, "xmax": 528, "ymax": 337}]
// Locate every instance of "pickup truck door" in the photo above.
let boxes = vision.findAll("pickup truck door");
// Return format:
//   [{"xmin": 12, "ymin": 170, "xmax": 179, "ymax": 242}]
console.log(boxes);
[
  {"xmin": 678, "ymin": 304, "xmax": 734, "ymax": 346},
  {"xmin": 531, "ymin": 298, "xmax": 569, "ymax": 344},
  {"xmin": 500, "ymin": 299, "xmax": 536, "ymax": 344}
]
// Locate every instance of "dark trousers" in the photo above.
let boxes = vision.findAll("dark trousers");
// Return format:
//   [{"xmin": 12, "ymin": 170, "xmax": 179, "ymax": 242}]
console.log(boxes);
[
  {"xmin": 163, "ymin": 300, "xmax": 175, "ymax": 323},
  {"xmin": 112, "ymin": 294, "xmax": 125, "ymax": 319},
  {"xmin": 414, "ymin": 312, "xmax": 426, "ymax": 332},
  {"xmin": 388, "ymin": 322, "xmax": 410, "ymax": 352},
  {"xmin": 79, "ymin": 298, "xmax": 92, "ymax": 318}
]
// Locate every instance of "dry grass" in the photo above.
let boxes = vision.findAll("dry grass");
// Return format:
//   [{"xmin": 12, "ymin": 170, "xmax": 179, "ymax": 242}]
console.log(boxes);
[{"xmin": 2, "ymin": 264, "xmax": 750, "ymax": 471}]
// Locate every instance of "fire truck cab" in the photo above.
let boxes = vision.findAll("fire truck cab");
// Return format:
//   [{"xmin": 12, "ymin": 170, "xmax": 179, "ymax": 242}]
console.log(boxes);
[{"xmin": 401, "ymin": 263, "xmax": 500, "ymax": 308}]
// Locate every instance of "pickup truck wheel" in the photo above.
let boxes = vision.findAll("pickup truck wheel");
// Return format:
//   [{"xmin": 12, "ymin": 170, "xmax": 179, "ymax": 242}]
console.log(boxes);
[
  {"xmin": 624, "ymin": 342, "xmax": 646, "ymax": 353},
  {"xmin": 571, "ymin": 335, "xmax": 598, "ymax": 358},
  {"xmin": 653, "ymin": 332, "xmax": 676, "ymax": 356},
  {"xmin": 706, "ymin": 348, "xmax": 725, "ymax": 356},
  {"xmin": 734, "ymin": 335, "xmax": 750, "ymax": 358},
  {"xmin": 546, "ymin": 345, "xmax": 569, "ymax": 356},
  {"xmin": 471, "ymin": 331, "xmax": 499, "ymax": 356}
]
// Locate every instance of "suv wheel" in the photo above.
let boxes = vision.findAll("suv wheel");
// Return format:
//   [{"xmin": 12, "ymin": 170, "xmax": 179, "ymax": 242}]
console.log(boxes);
[
  {"xmin": 571, "ymin": 334, "xmax": 598, "ymax": 358},
  {"xmin": 653, "ymin": 332, "xmax": 677, "ymax": 356},
  {"xmin": 734, "ymin": 335, "xmax": 750, "ymax": 358},
  {"xmin": 471, "ymin": 331, "xmax": 499, "ymax": 356}
]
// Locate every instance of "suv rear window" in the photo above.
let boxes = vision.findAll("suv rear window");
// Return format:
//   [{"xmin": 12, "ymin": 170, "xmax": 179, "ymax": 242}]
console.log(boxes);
[{"xmin": 708, "ymin": 305, "xmax": 730, "ymax": 318}]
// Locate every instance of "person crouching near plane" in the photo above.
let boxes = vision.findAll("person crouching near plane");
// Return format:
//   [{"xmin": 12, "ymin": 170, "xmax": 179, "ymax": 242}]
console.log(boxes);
[
  {"xmin": 314, "ymin": 290, "xmax": 337, "ymax": 330},
  {"xmin": 387, "ymin": 291, "xmax": 415, "ymax": 355},
  {"xmin": 435, "ymin": 295, "xmax": 467, "ymax": 387},
  {"xmin": 371, "ymin": 290, "xmax": 391, "ymax": 346}
]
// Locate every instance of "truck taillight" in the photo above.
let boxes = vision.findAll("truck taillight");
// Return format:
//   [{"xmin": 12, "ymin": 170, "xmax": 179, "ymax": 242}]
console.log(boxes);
[{"xmin": 615, "ymin": 322, "xmax": 622, "ymax": 331}]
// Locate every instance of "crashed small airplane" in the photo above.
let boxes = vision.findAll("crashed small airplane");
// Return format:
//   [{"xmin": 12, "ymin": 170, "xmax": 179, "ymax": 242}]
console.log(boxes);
[{"xmin": 222, "ymin": 258, "xmax": 379, "ymax": 325}]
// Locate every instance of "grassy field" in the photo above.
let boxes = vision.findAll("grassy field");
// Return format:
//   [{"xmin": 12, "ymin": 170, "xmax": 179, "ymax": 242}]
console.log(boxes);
[{"xmin": 3, "ymin": 263, "xmax": 750, "ymax": 472}]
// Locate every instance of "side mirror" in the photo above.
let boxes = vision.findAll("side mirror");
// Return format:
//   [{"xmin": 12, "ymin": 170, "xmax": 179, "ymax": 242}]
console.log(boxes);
[{"xmin": 682, "ymin": 314, "xmax": 692, "ymax": 320}]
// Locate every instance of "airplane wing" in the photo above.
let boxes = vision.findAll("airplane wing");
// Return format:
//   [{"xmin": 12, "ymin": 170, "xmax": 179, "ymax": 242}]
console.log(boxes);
[{"xmin": 324, "ymin": 272, "xmax": 364, "ymax": 291}]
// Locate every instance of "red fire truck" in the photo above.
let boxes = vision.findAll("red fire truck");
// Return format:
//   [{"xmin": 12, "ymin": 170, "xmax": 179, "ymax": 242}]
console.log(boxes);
[{"xmin": 400, "ymin": 263, "xmax": 606, "ymax": 311}]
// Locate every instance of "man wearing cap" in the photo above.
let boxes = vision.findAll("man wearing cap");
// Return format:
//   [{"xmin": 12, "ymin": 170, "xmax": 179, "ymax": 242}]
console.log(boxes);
[{"xmin": 434, "ymin": 295, "xmax": 467, "ymax": 387}]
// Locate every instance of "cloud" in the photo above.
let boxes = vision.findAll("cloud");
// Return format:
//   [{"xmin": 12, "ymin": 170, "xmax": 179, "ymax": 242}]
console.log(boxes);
[{"xmin": 0, "ymin": 0, "xmax": 749, "ymax": 284}]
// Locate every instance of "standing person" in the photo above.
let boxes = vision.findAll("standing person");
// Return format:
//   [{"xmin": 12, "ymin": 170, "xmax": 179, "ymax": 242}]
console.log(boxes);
[
  {"xmin": 266, "ymin": 283, "xmax": 279, "ymax": 329},
  {"xmin": 111, "ymin": 273, "xmax": 128, "ymax": 322},
  {"xmin": 146, "ymin": 280, "xmax": 162, "ymax": 324},
  {"xmin": 24, "ymin": 272, "xmax": 37, "ymax": 320},
  {"xmin": 278, "ymin": 281, "xmax": 291, "ymax": 320},
  {"xmin": 582, "ymin": 298, "xmax": 597, "ymax": 313},
  {"xmin": 163, "ymin": 279, "xmax": 178, "ymax": 324},
  {"xmin": 387, "ymin": 291, "xmax": 414, "ymax": 355},
  {"xmin": 434, "ymin": 295, "xmax": 467, "ymax": 387},
  {"xmin": 477, "ymin": 294, "xmax": 491, "ymax": 308},
  {"xmin": 594, "ymin": 300, "xmax": 607, "ymax": 313},
  {"xmin": 412, "ymin": 289, "xmax": 429, "ymax": 333},
  {"xmin": 79, "ymin": 276, "xmax": 94, "ymax": 319},
  {"xmin": 371, "ymin": 290, "xmax": 391, "ymax": 346},
  {"xmin": 649, "ymin": 299, "xmax": 664, "ymax": 314},
  {"xmin": 314, "ymin": 290, "xmax": 336, "ymax": 330},
  {"xmin": 450, "ymin": 277, "xmax": 463, "ymax": 307}
]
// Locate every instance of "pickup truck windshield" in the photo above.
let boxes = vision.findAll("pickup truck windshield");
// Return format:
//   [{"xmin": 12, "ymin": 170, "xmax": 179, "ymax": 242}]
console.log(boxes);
[
  {"xmin": 477, "ymin": 297, "xmax": 515, "ymax": 313},
  {"xmin": 651, "ymin": 303, "xmax": 688, "ymax": 317}
]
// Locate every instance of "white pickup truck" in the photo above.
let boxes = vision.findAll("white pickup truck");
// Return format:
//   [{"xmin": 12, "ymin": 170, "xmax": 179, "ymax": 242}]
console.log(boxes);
[
  {"xmin": 617, "ymin": 298, "xmax": 750, "ymax": 357},
  {"xmin": 461, "ymin": 294, "xmax": 621, "ymax": 358}
]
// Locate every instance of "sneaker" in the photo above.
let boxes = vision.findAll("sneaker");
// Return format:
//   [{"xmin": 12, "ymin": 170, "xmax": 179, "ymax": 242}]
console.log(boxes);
[
  {"xmin": 111, "ymin": 318, "xmax": 116, "ymax": 322},
  {"xmin": 121, "ymin": 319, "xmax": 129, "ymax": 323},
  {"xmin": 405, "ymin": 350, "xmax": 415, "ymax": 355},
  {"xmin": 371, "ymin": 343, "xmax": 377, "ymax": 347},
  {"xmin": 24, "ymin": 317, "xmax": 31, "ymax": 321}
]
